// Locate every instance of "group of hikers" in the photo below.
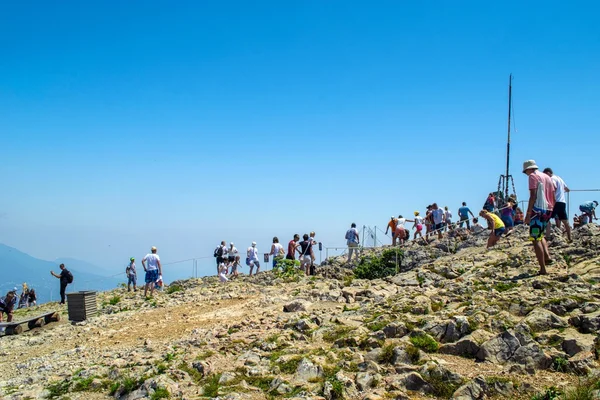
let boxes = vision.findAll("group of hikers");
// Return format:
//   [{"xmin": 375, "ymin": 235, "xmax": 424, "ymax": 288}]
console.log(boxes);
[
  {"xmin": 123, "ymin": 246, "xmax": 164, "ymax": 298},
  {"xmin": 377, "ymin": 161, "xmax": 597, "ymax": 276},
  {"xmin": 0, "ymin": 284, "xmax": 37, "ymax": 323},
  {"xmin": 213, "ymin": 233, "xmax": 322, "ymax": 282}
]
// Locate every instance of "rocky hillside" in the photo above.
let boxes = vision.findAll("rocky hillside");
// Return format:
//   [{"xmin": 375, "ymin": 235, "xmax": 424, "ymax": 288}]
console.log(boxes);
[{"xmin": 1, "ymin": 224, "xmax": 600, "ymax": 400}]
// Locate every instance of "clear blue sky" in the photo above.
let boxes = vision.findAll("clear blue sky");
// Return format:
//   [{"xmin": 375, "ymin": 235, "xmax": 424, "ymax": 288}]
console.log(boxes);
[{"xmin": 1, "ymin": 1, "xmax": 599, "ymax": 278}]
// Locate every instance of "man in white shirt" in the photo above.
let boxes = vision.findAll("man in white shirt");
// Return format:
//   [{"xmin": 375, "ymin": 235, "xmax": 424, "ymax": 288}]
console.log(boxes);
[
  {"xmin": 246, "ymin": 242, "xmax": 260, "ymax": 276},
  {"xmin": 142, "ymin": 246, "xmax": 162, "ymax": 298},
  {"xmin": 543, "ymin": 168, "xmax": 572, "ymax": 242},
  {"xmin": 431, "ymin": 203, "xmax": 445, "ymax": 239}
]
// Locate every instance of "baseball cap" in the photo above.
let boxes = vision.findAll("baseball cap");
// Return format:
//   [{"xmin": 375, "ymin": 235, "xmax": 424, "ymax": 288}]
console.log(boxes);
[
  {"xmin": 230, "ymin": 242, "xmax": 234, "ymax": 245},
  {"xmin": 151, "ymin": 246, "xmax": 157, "ymax": 251},
  {"xmin": 130, "ymin": 257, "xmax": 135, "ymax": 261},
  {"xmin": 252, "ymin": 241, "xmax": 256, "ymax": 246}
]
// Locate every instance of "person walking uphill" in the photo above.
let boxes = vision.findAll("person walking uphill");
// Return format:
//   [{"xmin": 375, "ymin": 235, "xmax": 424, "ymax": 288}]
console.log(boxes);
[
  {"xmin": 523, "ymin": 160, "xmax": 556, "ymax": 275},
  {"xmin": 142, "ymin": 246, "xmax": 162, "ymax": 298},
  {"xmin": 345, "ymin": 223, "xmax": 360, "ymax": 263},
  {"xmin": 246, "ymin": 242, "xmax": 260, "ymax": 276},
  {"xmin": 50, "ymin": 264, "xmax": 73, "ymax": 304},
  {"xmin": 543, "ymin": 168, "xmax": 572, "ymax": 242}
]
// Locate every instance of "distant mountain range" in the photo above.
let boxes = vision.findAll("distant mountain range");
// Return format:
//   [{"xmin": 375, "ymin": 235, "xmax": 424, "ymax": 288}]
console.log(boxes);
[{"xmin": 0, "ymin": 243, "xmax": 122, "ymax": 304}]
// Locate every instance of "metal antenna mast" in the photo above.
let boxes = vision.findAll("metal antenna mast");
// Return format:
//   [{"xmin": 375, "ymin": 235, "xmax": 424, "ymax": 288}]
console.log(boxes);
[{"xmin": 505, "ymin": 74, "xmax": 512, "ymax": 200}]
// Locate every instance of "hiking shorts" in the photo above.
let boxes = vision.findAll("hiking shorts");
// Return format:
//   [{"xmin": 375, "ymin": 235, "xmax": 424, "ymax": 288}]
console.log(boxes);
[
  {"xmin": 145, "ymin": 269, "xmax": 159, "ymax": 284},
  {"xmin": 128, "ymin": 274, "xmax": 137, "ymax": 286},
  {"xmin": 552, "ymin": 202, "xmax": 568, "ymax": 221},
  {"xmin": 416, "ymin": 224, "xmax": 423, "ymax": 232},
  {"xmin": 434, "ymin": 223, "xmax": 444, "ymax": 232},
  {"xmin": 494, "ymin": 227, "xmax": 505, "ymax": 237},
  {"xmin": 529, "ymin": 208, "xmax": 552, "ymax": 241}
]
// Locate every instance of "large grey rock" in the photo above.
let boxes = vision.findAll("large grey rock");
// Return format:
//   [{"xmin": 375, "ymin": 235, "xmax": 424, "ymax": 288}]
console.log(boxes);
[
  {"xmin": 510, "ymin": 343, "xmax": 552, "ymax": 370},
  {"xmin": 452, "ymin": 376, "xmax": 487, "ymax": 400},
  {"xmin": 569, "ymin": 314, "xmax": 600, "ymax": 334},
  {"xmin": 383, "ymin": 322, "xmax": 408, "ymax": 338},
  {"xmin": 562, "ymin": 335, "xmax": 596, "ymax": 356},
  {"xmin": 402, "ymin": 372, "xmax": 433, "ymax": 393},
  {"xmin": 567, "ymin": 351, "xmax": 599, "ymax": 375},
  {"xmin": 439, "ymin": 336, "xmax": 480, "ymax": 358},
  {"xmin": 283, "ymin": 299, "xmax": 312, "ymax": 312},
  {"xmin": 355, "ymin": 371, "xmax": 378, "ymax": 391},
  {"xmin": 294, "ymin": 358, "xmax": 323, "ymax": 382},
  {"xmin": 524, "ymin": 308, "xmax": 567, "ymax": 332},
  {"xmin": 476, "ymin": 331, "xmax": 520, "ymax": 364}
]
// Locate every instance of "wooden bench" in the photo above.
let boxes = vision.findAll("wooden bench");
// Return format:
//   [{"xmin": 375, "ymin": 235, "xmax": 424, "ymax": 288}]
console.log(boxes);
[{"xmin": 0, "ymin": 311, "xmax": 61, "ymax": 335}]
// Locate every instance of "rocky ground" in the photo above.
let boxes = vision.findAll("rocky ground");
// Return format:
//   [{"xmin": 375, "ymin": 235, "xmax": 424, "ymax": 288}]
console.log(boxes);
[{"xmin": 1, "ymin": 224, "xmax": 600, "ymax": 400}]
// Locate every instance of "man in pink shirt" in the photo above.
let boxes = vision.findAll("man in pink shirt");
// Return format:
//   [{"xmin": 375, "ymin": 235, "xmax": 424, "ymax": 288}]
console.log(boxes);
[{"xmin": 523, "ymin": 160, "xmax": 556, "ymax": 275}]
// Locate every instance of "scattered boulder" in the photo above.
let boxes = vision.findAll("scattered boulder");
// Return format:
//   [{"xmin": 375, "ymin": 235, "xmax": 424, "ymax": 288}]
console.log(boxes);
[
  {"xmin": 524, "ymin": 308, "xmax": 567, "ymax": 332},
  {"xmin": 283, "ymin": 299, "xmax": 312, "ymax": 312}
]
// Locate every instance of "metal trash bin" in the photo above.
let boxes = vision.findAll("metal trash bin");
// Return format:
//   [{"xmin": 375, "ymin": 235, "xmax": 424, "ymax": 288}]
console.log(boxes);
[{"xmin": 66, "ymin": 291, "xmax": 98, "ymax": 321}]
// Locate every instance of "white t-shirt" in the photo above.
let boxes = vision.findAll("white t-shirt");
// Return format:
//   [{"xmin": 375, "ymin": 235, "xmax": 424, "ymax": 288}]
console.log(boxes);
[
  {"xmin": 247, "ymin": 246, "xmax": 258, "ymax": 261},
  {"xmin": 552, "ymin": 175, "xmax": 567, "ymax": 203},
  {"xmin": 229, "ymin": 247, "xmax": 238, "ymax": 257},
  {"xmin": 414, "ymin": 216, "xmax": 423, "ymax": 225},
  {"xmin": 445, "ymin": 210, "xmax": 452, "ymax": 221},
  {"xmin": 271, "ymin": 243, "xmax": 284, "ymax": 257},
  {"xmin": 143, "ymin": 253, "xmax": 161, "ymax": 271},
  {"xmin": 397, "ymin": 218, "xmax": 406, "ymax": 227}
]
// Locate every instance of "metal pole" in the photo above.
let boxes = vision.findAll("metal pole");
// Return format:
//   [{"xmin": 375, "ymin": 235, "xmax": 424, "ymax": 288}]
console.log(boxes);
[
  {"xmin": 505, "ymin": 74, "xmax": 512, "ymax": 200},
  {"xmin": 374, "ymin": 226, "xmax": 377, "ymax": 248},
  {"xmin": 567, "ymin": 191, "xmax": 570, "ymax": 221}
]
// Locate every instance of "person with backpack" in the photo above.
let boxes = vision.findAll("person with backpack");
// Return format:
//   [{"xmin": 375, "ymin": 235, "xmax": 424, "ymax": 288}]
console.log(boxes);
[
  {"xmin": 345, "ymin": 223, "xmax": 360, "ymax": 263},
  {"xmin": 0, "ymin": 289, "xmax": 18, "ymax": 322},
  {"xmin": 579, "ymin": 200, "xmax": 598, "ymax": 225},
  {"xmin": 295, "ymin": 234, "xmax": 313, "ymax": 275},
  {"xmin": 213, "ymin": 241, "xmax": 227, "ymax": 274},
  {"xmin": 126, "ymin": 257, "xmax": 137, "ymax": 292},
  {"xmin": 50, "ymin": 263, "xmax": 73, "ymax": 304}
]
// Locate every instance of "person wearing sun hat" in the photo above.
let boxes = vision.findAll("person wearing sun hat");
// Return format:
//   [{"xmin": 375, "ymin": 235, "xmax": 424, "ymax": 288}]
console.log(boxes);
[
  {"xmin": 142, "ymin": 246, "xmax": 162, "ymax": 297},
  {"xmin": 523, "ymin": 159, "xmax": 556, "ymax": 275},
  {"xmin": 411, "ymin": 211, "xmax": 425, "ymax": 242},
  {"xmin": 126, "ymin": 257, "xmax": 137, "ymax": 292}
]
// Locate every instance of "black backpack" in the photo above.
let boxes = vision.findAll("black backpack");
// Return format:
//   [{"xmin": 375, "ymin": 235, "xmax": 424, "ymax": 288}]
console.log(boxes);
[
  {"xmin": 65, "ymin": 269, "xmax": 74, "ymax": 284},
  {"xmin": 214, "ymin": 246, "xmax": 223, "ymax": 258}
]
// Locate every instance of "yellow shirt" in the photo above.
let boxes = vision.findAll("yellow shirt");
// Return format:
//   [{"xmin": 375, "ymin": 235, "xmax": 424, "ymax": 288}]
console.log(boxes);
[{"xmin": 488, "ymin": 213, "xmax": 505, "ymax": 229}]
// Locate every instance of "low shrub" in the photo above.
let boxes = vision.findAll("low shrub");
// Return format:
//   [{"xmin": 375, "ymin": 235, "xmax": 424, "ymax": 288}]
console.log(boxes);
[
  {"xmin": 409, "ymin": 333, "xmax": 439, "ymax": 353},
  {"xmin": 354, "ymin": 249, "xmax": 403, "ymax": 280}
]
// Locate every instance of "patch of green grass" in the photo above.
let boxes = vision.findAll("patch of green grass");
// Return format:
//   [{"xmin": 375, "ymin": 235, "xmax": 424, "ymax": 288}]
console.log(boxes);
[
  {"xmin": 266, "ymin": 333, "xmax": 279, "ymax": 343},
  {"xmin": 278, "ymin": 356, "xmax": 303, "ymax": 374},
  {"xmin": 366, "ymin": 319, "xmax": 389, "ymax": 332},
  {"xmin": 530, "ymin": 386, "xmax": 562, "ymax": 400},
  {"xmin": 164, "ymin": 352, "xmax": 175, "ymax": 362},
  {"xmin": 45, "ymin": 380, "xmax": 71, "ymax": 398},
  {"xmin": 405, "ymin": 345, "xmax": 420, "ymax": 363},
  {"xmin": 377, "ymin": 343, "xmax": 395, "ymax": 364},
  {"xmin": 109, "ymin": 295, "xmax": 121, "ymax": 305},
  {"xmin": 150, "ymin": 387, "xmax": 170, "ymax": 400},
  {"xmin": 409, "ymin": 333, "xmax": 439, "ymax": 353},
  {"xmin": 177, "ymin": 362, "xmax": 203, "ymax": 383},
  {"xmin": 195, "ymin": 350, "xmax": 215, "ymax": 360},
  {"xmin": 562, "ymin": 376, "xmax": 600, "ymax": 400},
  {"xmin": 343, "ymin": 275, "xmax": 354, "ymax": 287},
  {"xmin": 485, "ymin": 376, "xmax": 513, "ymax": 386},
  {"xmin": 425, "ymin": 374, "xmax": 463, "ymax": 398},
  {"xmin": 431, "ymin": 301, "xmax": 444, "ymax": 312},
  {"xmin": 72, "ymin": 376, "xmax": 95, "ymax": 392},
  {"xmin": 156, "ymin": 363, "xmax": 168, "ymax": 374},
  {"xmin": 166, "ymin": 284, "xmax": 183, "ymax": 294},
  {"xmin": 494, "ymin": 282, "xmax": 518, "ymax": 292},
  {"xmin": 322, "ymin": 325, "xmax": 356, "ymax": 343},
  {"xmin": 202, "ymin": 374, "xmax": 221, "ymax": 397}
]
